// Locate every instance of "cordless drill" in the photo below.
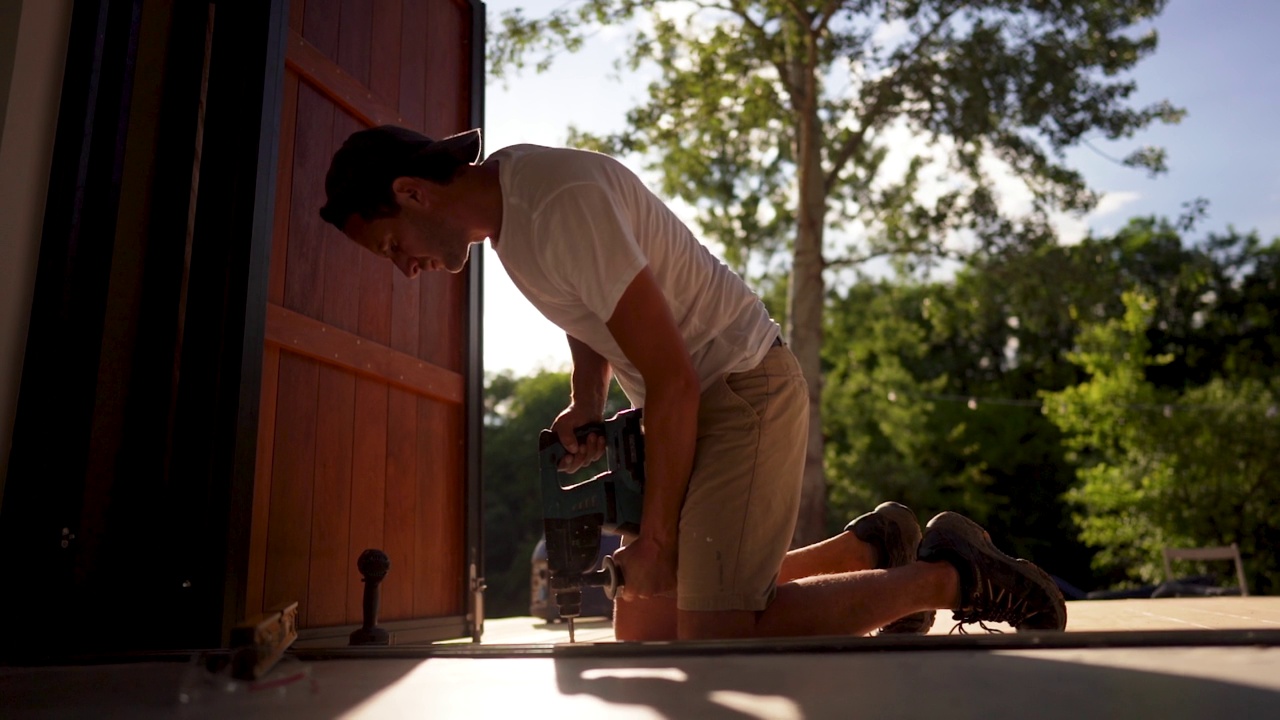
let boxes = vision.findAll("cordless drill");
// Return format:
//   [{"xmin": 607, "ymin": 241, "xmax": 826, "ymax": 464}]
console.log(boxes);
[{"xmin": 538, "ymin": 408, "xmax": 645, "ymax": 642}]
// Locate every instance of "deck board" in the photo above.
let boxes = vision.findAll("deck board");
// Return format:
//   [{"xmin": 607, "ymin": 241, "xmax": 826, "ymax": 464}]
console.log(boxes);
[
  {"xmin": 463, "ymin": 597, "xmax": 1280, "ymax": 645},
  {"xmin": 1061, "ymin": 597, "xmax": 1280, "ymax": 631}
]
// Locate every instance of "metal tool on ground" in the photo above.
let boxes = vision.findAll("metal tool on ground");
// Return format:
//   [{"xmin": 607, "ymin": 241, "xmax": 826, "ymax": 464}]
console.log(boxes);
[{"xmin": 538, "ymin": 408, "xmax": 645, "ymax": 642}]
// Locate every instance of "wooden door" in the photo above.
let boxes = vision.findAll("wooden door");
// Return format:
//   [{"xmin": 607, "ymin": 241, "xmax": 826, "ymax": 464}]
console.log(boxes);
[{"xmin": 248, "ymin": 0, "xmax": 480, "ymax": 638}]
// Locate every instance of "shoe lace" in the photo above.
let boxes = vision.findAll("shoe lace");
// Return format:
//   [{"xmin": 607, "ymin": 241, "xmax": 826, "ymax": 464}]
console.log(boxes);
[
  {"xmin": 948, "ymin": 619, "xmax": 1004, "ymax": 635},
  {"xmin": 948, "ymin": 578, "xmax": 1029, "ymax": 633}
]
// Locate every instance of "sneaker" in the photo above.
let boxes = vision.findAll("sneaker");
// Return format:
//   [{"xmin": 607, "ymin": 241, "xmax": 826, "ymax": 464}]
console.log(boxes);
[
  {"xmin": 917, "ymin": 512, "xmax": 1067, "ymax": 633},
  {"xmin": 847, "ymin": 502, "xmax": 936, "ymax": 635}
]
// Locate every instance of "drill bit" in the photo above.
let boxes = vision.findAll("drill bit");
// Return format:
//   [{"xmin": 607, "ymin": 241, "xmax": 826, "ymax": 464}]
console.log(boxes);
[{"xmin": 568, "ymin": 617, "xmax": 575, "ymax": 643}]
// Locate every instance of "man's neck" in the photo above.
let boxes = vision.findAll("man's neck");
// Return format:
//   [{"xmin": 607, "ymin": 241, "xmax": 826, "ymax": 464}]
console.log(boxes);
[{"xmin": 466, "ymin": 159, "xmax": 503, "ymax": 247}]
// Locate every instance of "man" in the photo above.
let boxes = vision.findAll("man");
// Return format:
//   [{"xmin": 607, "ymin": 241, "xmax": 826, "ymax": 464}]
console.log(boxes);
[{"xmin": 319, "ymin": 125, "xmax": 1067, "ymax": 640}]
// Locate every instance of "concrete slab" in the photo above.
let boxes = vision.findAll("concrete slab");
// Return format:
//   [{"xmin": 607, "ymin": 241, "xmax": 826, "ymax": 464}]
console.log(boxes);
[
  {"xmin": 6, "ymin": 643, "xmax": 1280, "ymax": 719},
  {"xmin": 5, "ymin": 598, "xmax": 1279, "ymax": 719}
]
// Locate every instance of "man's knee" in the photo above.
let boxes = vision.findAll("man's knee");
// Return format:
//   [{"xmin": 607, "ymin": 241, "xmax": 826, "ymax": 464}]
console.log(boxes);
[{"xmin": 613, "ymin": 595, "xmax": 678, "ymax": 642}]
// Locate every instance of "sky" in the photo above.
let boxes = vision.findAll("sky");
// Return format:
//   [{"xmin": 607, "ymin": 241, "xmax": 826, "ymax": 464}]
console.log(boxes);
[{"xmin": 479, "ymin": 0, "xmax": 1280, "ymax": 378}]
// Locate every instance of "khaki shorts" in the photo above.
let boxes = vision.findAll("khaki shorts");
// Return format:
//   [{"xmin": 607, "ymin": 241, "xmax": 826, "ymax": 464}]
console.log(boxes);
[{"xmin": 675, "ymin": 343, "xmax": 808, "ymax": 611}]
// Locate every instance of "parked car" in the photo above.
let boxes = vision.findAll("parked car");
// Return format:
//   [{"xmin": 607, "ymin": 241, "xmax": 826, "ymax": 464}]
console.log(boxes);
[{"xmin": 530, "ymin": 532, "xmax": 622, "ymax": 622}]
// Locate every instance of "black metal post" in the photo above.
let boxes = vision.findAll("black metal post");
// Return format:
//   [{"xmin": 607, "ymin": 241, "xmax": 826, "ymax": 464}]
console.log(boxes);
[{"xmin": 350, "ymin": 549, "xmax": 391, "ymax": 646}]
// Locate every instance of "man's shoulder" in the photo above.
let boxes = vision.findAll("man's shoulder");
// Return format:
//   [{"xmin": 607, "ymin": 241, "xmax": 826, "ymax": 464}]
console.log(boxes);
[
  {"xmin": 494, "ymin": 143, "xmax": 618, "ymax": 175},
  {"xmin": 495, "ymin": 144, "xmax": 633, "ymax": 208}
]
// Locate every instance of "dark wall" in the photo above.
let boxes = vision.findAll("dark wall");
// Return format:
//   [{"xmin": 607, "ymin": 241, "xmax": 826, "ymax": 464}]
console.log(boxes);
[{"xmin": 0, "ymin": 0, "xmax": 286, "ymax": 658}]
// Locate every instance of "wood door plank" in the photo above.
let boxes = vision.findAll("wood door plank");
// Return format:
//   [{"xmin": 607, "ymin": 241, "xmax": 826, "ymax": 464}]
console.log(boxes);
[
  {"xmin": 412, "ymin": 398, "xmax": 439, "ymax": 617},
  {"xmin": 442, "ymin": 403, "xmax": 466, "ymax": 615},
  {"xmin": 302, "ymin": 0, "xmax": 340, "ymax": 59},
  {"xmin": 382, "ymin": 386, "xmax": 418, "ymax": 621},
  {"xmin": 269, "ymin": 72, "xmax": 300, "ymax": 306},
  {"xmin": 264, "ymin": 353, "xmax": 320, "ymax": 616},
  {"xmin": 307, "ymin": 364, "xmax": 356, "ymax": 627},
  {"xmin": 369, "ymin": 0, "xmax": 402, "ymax": 112},
  {"xmin": 397, "ymin": 0, "xmax": 426, "ymax": 131},
  {"xmin": 284, "ymin": 84, "xmax": 334, "ymax": 319},
  {"xmin": 424, "ymin": 0, "xmax": 469, "ymax": 137},
  {"xmin": 416, "ymin": 398, "xmax": 466, "ymax": 616},
  {"xmin": 388, "ymin": 273, "xmax": 420, "ymax": 358},
  {"xmin": 337, "ymin": 0, "xmax": 373, "ymax": 88},
  {"xmin": 347, "ymin": 376, "xmax": 388, "ymax": 624},
  {"xmin": 247, "ymin": 346, "xmax": 281, "ymax": 616},
  {"xmin": 417, "ymin": 272, "xmax": 465, "ymax": 371},
  {"xmin": 357, "ymin": 248, "xmax": 392, "ymax": 347},
  {"xmin": 322, "ymin": 112, "xmax": 364, "ymax": 334}
]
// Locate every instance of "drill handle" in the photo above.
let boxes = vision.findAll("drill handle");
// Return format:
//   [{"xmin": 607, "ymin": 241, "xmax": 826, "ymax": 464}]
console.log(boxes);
[{"xmin": 538, "ymin": 421, "xmax": 607, "ymax": 452}]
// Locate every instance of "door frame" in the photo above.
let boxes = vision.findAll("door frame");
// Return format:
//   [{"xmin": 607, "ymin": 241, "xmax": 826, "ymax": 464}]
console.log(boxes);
[{"xmin": 464, "ymin": 0, "xmax": 488, "ymax": 644}]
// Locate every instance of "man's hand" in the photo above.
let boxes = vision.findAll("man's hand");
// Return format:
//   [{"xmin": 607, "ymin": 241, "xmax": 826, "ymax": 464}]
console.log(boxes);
[
  {"xmin": 550, "ymin": 405, "xmax": 606, "ymax": 473},
  {"xmin": 611, "ymin": 535, "xmax": 677, "ymax": 601}
]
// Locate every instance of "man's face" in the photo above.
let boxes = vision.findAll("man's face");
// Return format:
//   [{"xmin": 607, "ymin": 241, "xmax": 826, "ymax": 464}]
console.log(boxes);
[{"xmin": 341, "ymin": 178, "xmax": 472, "ymax": 278}]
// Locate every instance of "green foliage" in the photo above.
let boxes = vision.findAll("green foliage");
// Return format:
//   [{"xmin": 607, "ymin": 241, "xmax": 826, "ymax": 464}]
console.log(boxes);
[
  {"xmin": 823, "ymin": 281, "xmax": 956, "ymax": 526},
  {"xmin": 482, "ymin": 370, "xmax": 630, "ymax": 617},
  {"xmin": 823, "ymin": 276, "xmax": 1089, "ymax": 583},
  {"xmin": 821, "ymin": 219, "xmax": 1280, "ymax": 592},
  {"xmin": 1043, "ymin": 294, "xmax": 1280, "ymax": 594}
]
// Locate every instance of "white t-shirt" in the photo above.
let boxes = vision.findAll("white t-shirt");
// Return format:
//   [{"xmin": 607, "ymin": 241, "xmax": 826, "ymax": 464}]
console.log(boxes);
[{"xmin": 490, "ymin": 144, "xmax": 780, "ymax": 408}]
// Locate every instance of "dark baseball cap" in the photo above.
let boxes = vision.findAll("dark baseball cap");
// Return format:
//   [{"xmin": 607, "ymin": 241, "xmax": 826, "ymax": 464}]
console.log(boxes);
[{"xmin": 319, "ymin": 125, "xmax": 482, "ymax": 230}]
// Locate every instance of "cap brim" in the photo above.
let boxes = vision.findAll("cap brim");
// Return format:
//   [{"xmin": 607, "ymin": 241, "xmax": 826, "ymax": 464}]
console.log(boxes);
[{"xmin": 429, "ymin": 128, "xmax": 482, "ymax": 163}]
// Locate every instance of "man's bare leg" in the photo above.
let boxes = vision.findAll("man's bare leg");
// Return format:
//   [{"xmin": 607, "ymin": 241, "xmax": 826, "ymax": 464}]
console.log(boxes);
[
  {"xmin": 778, "ymin": 529, "xmax": 877, "ymax": 583},
  {"xmin": 617, "ymin": 511, "xmax": 1066, "ymax": 641},
  {"xmin": 615, "ymin": 526, "xmax": 888, "ymax": 640},
  {"xmin": 780, "ymin": 501, "xmax": 923, "ymax": 582},
  {"xmin": 617, "ymin": 561, "xmax": 955, "ymax": 642},
  {"xmin": 679, "ymin": 561, "xmax": 959, "ymax": 640},
  {"xmin": 615, "ymin": 503, "xmax": 925, "ymax": 641}
]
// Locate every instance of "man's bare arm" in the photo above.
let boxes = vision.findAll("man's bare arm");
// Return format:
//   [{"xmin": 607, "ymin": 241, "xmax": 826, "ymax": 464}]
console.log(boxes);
[
  {"xmin": 550, "ymin": 335, "xmax": 614, "ymax": 472},
  {"xmin": 567, "ymin": 334, "xmax": 612, "ymax": 417},
  {"xmin": 606, "ymin": 265, "xmax": 700, "ymax": 596}
]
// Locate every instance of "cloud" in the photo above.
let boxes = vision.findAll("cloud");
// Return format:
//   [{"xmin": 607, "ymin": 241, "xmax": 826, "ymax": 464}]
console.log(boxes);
[
  {"xmin": 1093, "ymin": 191, "xmax": 1142, "ymax": 218},
  {"xmin": 1052, "ymin": 190, "xmax": 1142, "ymax": 245}
]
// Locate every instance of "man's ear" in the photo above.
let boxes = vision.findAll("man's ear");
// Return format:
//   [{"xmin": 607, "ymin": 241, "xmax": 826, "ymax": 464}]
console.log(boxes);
[{"xmin": 390, "ymin": 176, "xmax": 426, "ymax": 207}]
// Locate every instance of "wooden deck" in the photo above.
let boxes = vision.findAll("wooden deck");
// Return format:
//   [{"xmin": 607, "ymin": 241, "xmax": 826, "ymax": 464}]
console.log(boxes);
[
  {"xmin": 4, "ymin": 598, "xmax": 1280, "ymax": 719},
  {"xmin": 464, "ymin": 597, "xmax": 1280, "ymax": 644},
  {"xmin": 1053, "ymin": 596, "xmax": 1280, "ymax": 632}
]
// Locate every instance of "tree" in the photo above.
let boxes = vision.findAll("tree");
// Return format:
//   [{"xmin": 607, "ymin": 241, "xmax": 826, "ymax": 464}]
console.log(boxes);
[
  {"xmin": 1042, "ymin": 294, "xmax": 1280, "ymax": 594},
  {"xmin": 821, "ymin": 218, "xmax": 1280, "ymax": 589},
  {"xmin": 823, "ymin": 274, "xmax": 1090, "ymax": 585},
  {"xmin": 492, "ymin": 0, "xmax": 1182, "ymax": 544}
]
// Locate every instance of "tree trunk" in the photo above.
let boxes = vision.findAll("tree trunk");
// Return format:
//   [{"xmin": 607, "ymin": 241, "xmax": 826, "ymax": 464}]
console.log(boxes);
[{"xmin": 787, "ymin": 65, "xmax": 828, "ymax": 548}]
